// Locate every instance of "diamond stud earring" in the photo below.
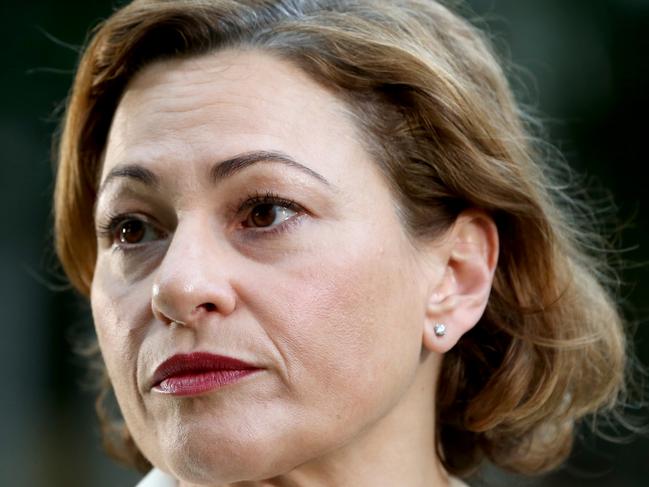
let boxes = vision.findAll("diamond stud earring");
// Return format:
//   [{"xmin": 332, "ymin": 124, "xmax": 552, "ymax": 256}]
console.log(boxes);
[{"xmin": 434, "ymin": 323, "xmax": 446, "ymax": 337}]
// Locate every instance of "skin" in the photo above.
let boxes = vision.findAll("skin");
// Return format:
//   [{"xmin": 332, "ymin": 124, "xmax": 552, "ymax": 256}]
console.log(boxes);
[{"xmin": 91, "ymin": 50, "xmax": 499, "ymax": 487}]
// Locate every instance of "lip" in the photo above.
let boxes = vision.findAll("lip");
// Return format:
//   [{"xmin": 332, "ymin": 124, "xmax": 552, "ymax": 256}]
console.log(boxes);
[{"xmin": 150, "ymin": 352, "xmax": 262, "ymax": 396}]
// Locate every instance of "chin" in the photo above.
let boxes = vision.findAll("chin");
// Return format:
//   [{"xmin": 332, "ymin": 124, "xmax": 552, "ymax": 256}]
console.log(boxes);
[{"xmin": 160, "ymin": 424, "xmax": 307, "ymax": 485}]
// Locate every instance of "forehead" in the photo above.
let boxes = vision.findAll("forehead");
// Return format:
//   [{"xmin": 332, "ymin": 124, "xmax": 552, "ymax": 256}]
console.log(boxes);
[{"xmin": 102, "ymin": 49, "xmax": 361, "ymax": 181}]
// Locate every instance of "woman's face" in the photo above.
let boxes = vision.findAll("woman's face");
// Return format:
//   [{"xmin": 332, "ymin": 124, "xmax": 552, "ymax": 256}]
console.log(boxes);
[{"xmin": 92, "ymin": 50, "xmax": 441, "ymax": 484}]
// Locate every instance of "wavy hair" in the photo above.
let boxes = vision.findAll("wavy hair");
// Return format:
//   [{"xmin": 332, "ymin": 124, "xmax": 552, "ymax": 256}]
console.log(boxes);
[{"xmin": 54, "ymin": 0, "xmax": 632, "ymax": 477}]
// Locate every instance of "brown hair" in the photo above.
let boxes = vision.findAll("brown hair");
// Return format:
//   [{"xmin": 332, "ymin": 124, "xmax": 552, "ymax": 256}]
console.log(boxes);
[{"xmin": 54, "ymin": 0, "xmax": 631, "ymax": 477}]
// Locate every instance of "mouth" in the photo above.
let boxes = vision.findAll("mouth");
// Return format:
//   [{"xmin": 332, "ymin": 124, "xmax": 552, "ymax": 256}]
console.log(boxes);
[{"xmin": 150, "ymin": 352, "xmax": 262, "ymax": 396}]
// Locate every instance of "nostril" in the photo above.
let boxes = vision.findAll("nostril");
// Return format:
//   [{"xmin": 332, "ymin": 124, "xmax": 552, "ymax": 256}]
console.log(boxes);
[{"xmin": 201, "ymin": 302, "xmax": 217, "ymax": 312}]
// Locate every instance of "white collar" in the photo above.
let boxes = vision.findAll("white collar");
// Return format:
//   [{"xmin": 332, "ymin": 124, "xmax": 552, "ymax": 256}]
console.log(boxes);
[
  {"xmin": 135, "ymin": 467, "xmax": 470, "ymax": 487},
  {"xmin": 136, "ymin": 468, "xmax": 177, "ymax": 487}
]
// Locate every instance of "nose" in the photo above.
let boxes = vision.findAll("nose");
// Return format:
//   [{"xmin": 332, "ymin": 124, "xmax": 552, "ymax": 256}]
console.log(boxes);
[{"xmin": 151, "ymin": 217, "xmax": 237, "ymax": 326}]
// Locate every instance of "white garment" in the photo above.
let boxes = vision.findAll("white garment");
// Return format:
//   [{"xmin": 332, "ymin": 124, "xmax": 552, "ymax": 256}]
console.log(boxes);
[
  {"xmin": 136, "ymin": 468, "xmax": 177, "ymax": 487},
  {"xmin": 136, "ymin": 468, "xmax": 470, "ymax": 486},
  {"xmin": 450, "ymin": 477, "xmax": 470, "ymax": 487}
]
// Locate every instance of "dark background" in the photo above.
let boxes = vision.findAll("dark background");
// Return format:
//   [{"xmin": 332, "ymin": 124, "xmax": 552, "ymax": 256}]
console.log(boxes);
[{"xmin": 1, "ymin": 0, "xmax": 647, "ymax": 485}]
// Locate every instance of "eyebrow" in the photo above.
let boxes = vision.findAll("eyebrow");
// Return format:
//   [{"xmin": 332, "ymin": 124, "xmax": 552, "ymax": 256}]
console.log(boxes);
[{"xmin": 97, "ymin": 150, "xmax": 333, "ymax": 196}]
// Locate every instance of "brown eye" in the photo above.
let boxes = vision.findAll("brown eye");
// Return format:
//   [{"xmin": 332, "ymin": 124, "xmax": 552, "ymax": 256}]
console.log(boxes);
[
  {"xmin": 115, "ymin": 218, "xmax": 163, "ymax": 245},
  {"xmin": 250, "ymin": 204, "xmax": 276, "ymax": 227},
  {"xmin": 118, "ymin": 219, "xmax": 143, "ymax": 244},
  {"xmin": 245, "ymin": 204, "xmax": 296, "ymax": 228}
]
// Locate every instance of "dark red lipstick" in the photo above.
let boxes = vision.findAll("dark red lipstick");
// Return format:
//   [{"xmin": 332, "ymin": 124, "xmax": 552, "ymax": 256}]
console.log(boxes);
[{"xmin": 151, "ymin": 352, "xmax": 262, "ymax": 396}]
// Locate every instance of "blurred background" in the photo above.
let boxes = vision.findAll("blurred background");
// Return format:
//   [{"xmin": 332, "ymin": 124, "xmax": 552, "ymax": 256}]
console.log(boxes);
[{"xmin": 0, "ymin": 0, "xmax": 647, "ymax": 485}]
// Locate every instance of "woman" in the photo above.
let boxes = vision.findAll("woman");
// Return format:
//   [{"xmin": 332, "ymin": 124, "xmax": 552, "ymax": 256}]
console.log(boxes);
[{"xmin": 53, "ymin": 1, "xmax": 630, "ymax": 486}]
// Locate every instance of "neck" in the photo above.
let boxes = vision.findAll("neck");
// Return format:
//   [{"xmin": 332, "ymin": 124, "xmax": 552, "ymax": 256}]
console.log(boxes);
[{"xmin": 180, "ymin": 351, "xmax": 450, "ymax": 487}]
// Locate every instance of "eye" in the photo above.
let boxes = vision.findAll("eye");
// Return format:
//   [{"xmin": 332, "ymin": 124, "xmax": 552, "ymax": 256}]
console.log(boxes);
[
  {"xmin": 244, "ymin": 203, "xmax": 297, "ymax": 229},
  {"xmin": 98, "ymin": 215, "xmax": 166, "ymax": 247},
  {"xmin": 117, "ymin": 218, "xmax": 155, "ymax": 244}
]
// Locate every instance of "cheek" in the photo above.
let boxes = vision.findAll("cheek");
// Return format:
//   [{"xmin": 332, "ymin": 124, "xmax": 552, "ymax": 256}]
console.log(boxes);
[
  {"xmin": 90, "ymin": 258, "xmax": 152, "ymax": 416},
  {"xmin": 246, "ymin": 231, "xmax": 425, "ymax": 415}
]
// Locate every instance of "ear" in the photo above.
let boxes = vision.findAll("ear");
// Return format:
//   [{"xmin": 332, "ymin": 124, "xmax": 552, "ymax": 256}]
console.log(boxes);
[{"xmin": 422, "ymin": 210, "xmax": 499, "ymax": 353}]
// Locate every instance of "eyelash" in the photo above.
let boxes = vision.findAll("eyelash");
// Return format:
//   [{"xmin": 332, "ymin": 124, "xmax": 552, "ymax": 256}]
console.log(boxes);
[
  {"xmin": 96, "ymin": 190, "xmax": 305, "ymax": 249},
  {"xmin": 95, "ymin": 213, "xmax": 159, "ymax": 249}
]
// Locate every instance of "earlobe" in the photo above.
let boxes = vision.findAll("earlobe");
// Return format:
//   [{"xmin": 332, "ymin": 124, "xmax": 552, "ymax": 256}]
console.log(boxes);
[{"xmin": 422, "ymin": 211, "xmax": 499, "ymax": 353}]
